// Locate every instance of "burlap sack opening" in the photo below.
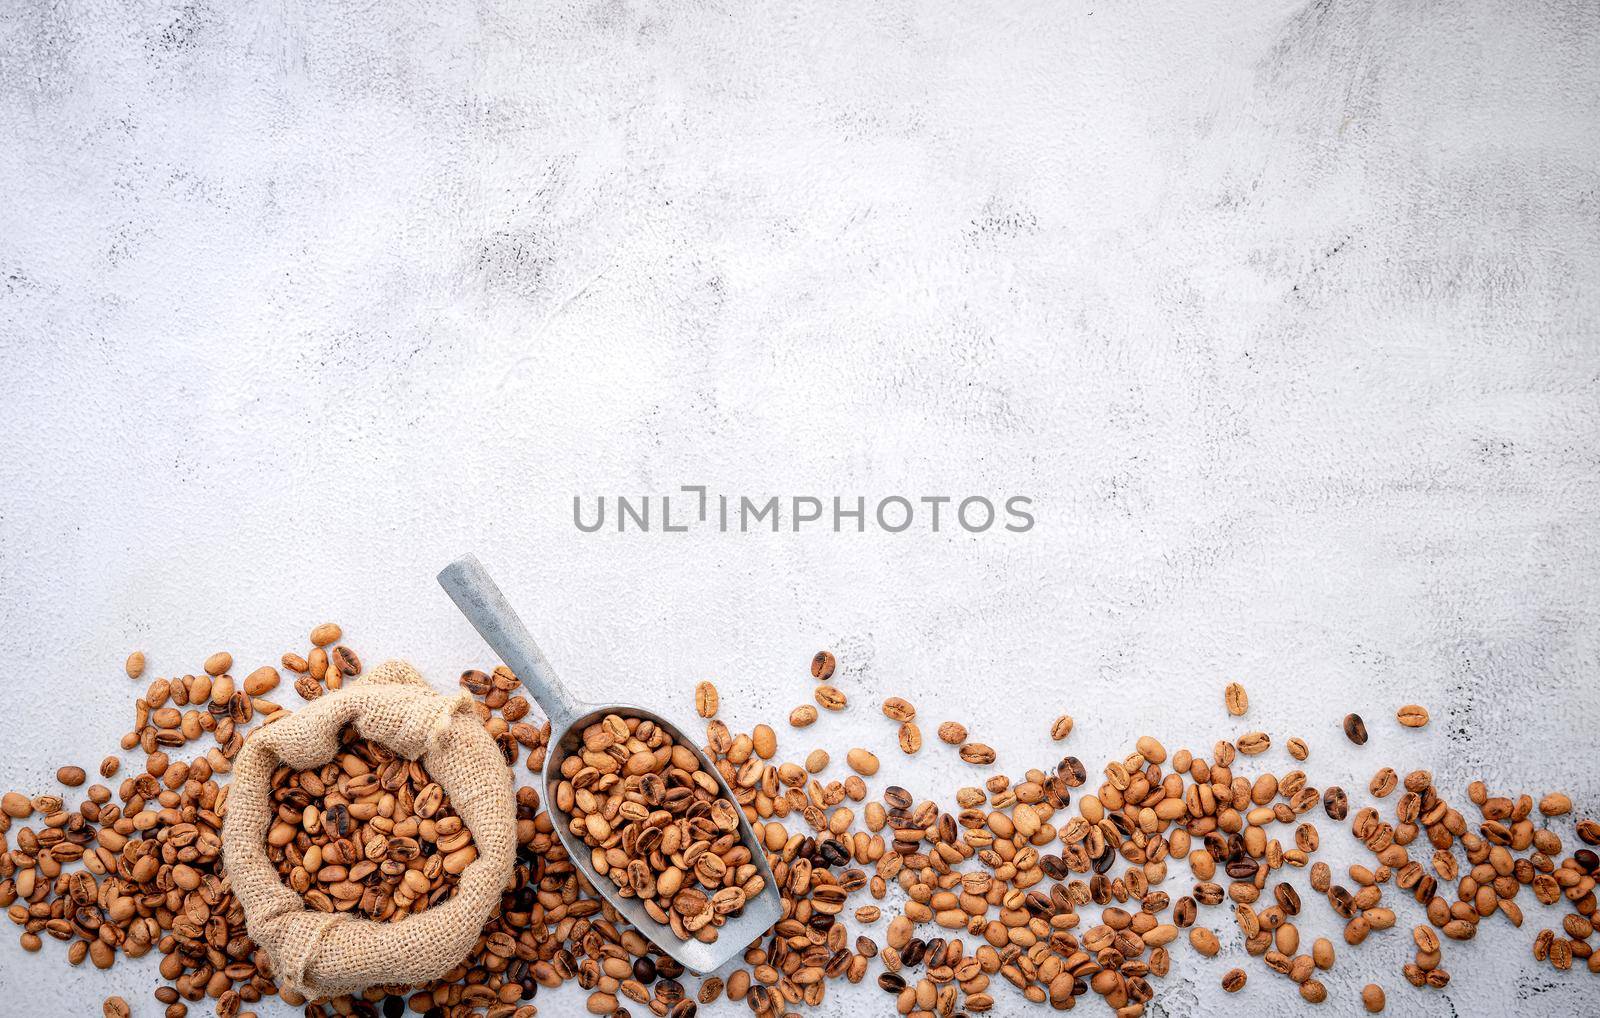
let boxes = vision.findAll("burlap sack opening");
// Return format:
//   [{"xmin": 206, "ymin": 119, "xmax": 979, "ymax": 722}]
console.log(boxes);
[{"xmin": 222, "ymin": 660, "xmax": 516, "ymax": 1001}]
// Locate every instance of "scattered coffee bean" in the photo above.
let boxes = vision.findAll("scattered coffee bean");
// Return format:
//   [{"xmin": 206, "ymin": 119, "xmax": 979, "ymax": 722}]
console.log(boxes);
[
  {"xmin": 814, "ymin": 685, "xmax": 847, "ymax": 711},
  {"xmin": 1344, "ymin": 712, "xmax": 1368, "ymax": 745},
  {"xmin": 938, "ymin": 722, "xmax": 968, "ymax": 744},
  {"xmin": 1224, "ymin": 682, "xmax": 1249, "ymax": 716},
  {"xmin": 1051, "ymin": 714, "xmax": 1074, "ymax": 740},
  {"xmin": 694, "ymin": 680, "xmax": 719, "ymax": 718},
  {"xmin": 123, "ymin": 652, "xmax": 145, "ymax": 679},
  {"xmin": 810, "ymin": 650, "xmax": 835, "ymax": 680},
  {"xmin": 1396, "ymin": 704, "xmax": 1429, "ymax": 728},
  {"xmin": 789, "ymin": 704, "xmax": 818, "ymax": 728},
  {"xmin": 1222, "ymin": 968, "xmax": 1247, "ymax": 992},
  {"xmin": 898, "ymin": 722, "xmax": 922, "ymax": 754}
]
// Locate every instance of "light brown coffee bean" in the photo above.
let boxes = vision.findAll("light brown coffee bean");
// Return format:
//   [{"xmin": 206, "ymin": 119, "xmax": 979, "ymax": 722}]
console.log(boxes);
[
  {"xmin": 1236, "ymin": 732, "xmax": 1270, "ymax": 755},
  {"xmin": 695, "ymin": 681, "xmax": 719, "ymax": 718},
  {"xmin": 99, "ymin": 756, "xmax": 120, "ymax": 778},
  {"xmin": 243, "ymin": 667, "xmax": 280, "ymax": 696},
  {"xmin": 882, "ymin": 697, "xmax": 916, "ymax": 722},
  {"xmin": 310, "ymin": 622, "xmax": 342, "ymax": 646},
  {"xmin": 789, "ymin": 705, "xmax": 819, "ymax": 728},
  {"xmin": 124, "ymin": 652, "xmax": 145, "ymax": 679},
  {"xmin": 1221, "ymin": 969, "xmax": 1247, "ymax": 992},
  {"xmin": 805, "ymin": 749, "xmax": 829, "ymax": 773},
  {"xmin": 103, "ymin": 997, "xmax": 131, "ymax": 1018},
  {"xmin": 203, "ymin": 652, "xmax": 232, "ymax": 676},
  {"xmin": 938, "ymin": 722, "xmax": 967, "ymax": 745},
  {"xmin": 57, "ymin": 766, "xmax": 86, "ymax": 787},
  {"xmin": 281, "ymin": 652, "xmax": 309, "ymax": 672},
  {"xmin": 847, "ymin": 748, "xmax": 880, "ymax": 775},
  {"xmin": 1361, "ymin": 984, "xmax": 1385, "ymax": 1012},
  {"xmin": 1396, "ymin": 705, "xmax": 1429, "ymax": 728},
  {"xmin": 1224, "ymin": 682, "xmax": 1248, "ymax": 716},
  {"xmin": 814, "ymin": 685, "xmax": 847, "ymax": 711},
  {"xmin": 810, "ymin": 650, "xmax": 836, "ymax": 680},
  {"xmin": 898, "ymin": 722, "xmax": 922, "ymax": 754},
  {"xmin": 1539, "ymin": 792, "xmax": 1572, "ymax": 816},
  {"xmin": 751, "ymin": 723, "xmax": 777, "ymax": 758},
  {"xmin": 1051, "ymin": 714, "xmax": 1074, "ymax": 740},
  {"xmin": 959, "ymin": 743, "xmax": 995, "ymax": 765},
  {"xmin": 1287, "ymin": 737, "xmax": 1308, "ymax": 761}
]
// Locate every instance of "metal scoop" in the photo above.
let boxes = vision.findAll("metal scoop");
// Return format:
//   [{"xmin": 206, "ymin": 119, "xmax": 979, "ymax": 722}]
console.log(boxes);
[{"xmin": 436, "ymin": 554, "xmax": 782, "ymax": 973}]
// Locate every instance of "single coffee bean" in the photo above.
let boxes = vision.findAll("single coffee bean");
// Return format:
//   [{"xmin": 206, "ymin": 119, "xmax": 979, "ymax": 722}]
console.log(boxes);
[
  {"xmin": 203, "ymin": 651, "xmax": 232, "ymax": 676},
  {"xmin": 1361, "ymin": 983, "xmax": 1386, "ymax": 1012},
  {"xmin": 1224, "ymin": 682, "xmax": 1248, "ymax": 717},
  {"xmin": 1236, "ymin": 731, "xmax": 1270, "ymax": 755},
  {"xmin": 103, "ymin": 997, "xmax": 131, "ymax": 1018},
  {"xmin": 898, "ymin": 722, "xmax": 922, "ymax": 754},
  {"xmin": 57, "ymin": 766, "xmax": 86, "ymax": 787},
  {"xmin": 1396, "ymin": 704, "xmax": 1429, "ymax": 728},
  {"xmin": 938, "ymin": 722, "xmax": 968, "ymax": 745},
  {"xmin": 847, "ymin": 748, "xmax": 880, "ymax": 776},
  {"xmin": 124, "ymin": 652, "xmax": 145, "ymax": 679},
  {"xmin": 1343, "ymin": 713, "xmax": 1368, "ymax": 745},
  {"xmin": 1221, "ymin": 968, "xmax": 1247, "ymax": 992},
  {"xmin": 694, "ymin": 681, "xmax": 719, "ymax": 718},
  {"xmin": 789, "ymin": 705, "xmax": 819, "ymax": 728},
  {"xmin": 1051, "ymin": 714, "xmax": 1074, "ymax": 740},
  {"xmin": 810, "ymin": 650, "xmax": 836, "ymax": 680},
  {"xmin": 959, "ymin": 742, "xmax": 996, "ymax": 765},
  {"xmin": 882, "ymin": 697, "xmax": 916, "ymax": 722},
  {"xmin": 814, "ymin": 685, "xmax": 848, "ymax": 711},
  {"xmin": 1287, "ymin": 736, "xmax": 1308, "ymax": 761}
]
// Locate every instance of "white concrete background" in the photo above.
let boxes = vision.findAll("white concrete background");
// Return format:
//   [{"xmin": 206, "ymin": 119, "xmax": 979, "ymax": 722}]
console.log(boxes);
[{"xmin": 1, "ymin": 0, "xmax": 1598, "ymax": 1015}]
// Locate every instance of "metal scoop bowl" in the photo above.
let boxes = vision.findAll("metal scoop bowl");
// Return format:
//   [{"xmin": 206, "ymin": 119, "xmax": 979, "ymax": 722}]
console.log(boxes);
[{"xmin": 437, "ymin": 554, "xmax": 782, "ymax": 973}]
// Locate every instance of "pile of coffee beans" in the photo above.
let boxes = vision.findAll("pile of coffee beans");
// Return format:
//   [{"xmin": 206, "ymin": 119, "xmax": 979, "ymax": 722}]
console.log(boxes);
[{"xmin": 2, "ymin": 640, "xmax": 1595, "ymax": 1018}]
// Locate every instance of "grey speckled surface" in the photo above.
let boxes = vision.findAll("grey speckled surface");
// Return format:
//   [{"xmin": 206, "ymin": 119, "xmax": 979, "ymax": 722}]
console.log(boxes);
[{"xmin": 2, "ymin": 1, "xmax": 1598, "ymax": 1015}]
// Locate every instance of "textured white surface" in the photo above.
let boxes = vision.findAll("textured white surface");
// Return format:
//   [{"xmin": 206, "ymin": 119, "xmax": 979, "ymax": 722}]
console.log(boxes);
[{"xmin": 2, "ymin": 0, "xmax": 1599, "ymax": 1015}]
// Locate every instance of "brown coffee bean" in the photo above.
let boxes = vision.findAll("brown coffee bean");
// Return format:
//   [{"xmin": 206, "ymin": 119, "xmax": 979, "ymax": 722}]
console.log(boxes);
[
  {"xmin": 57, "ymin": 766, "xmax": 86, "ymax": 787},
  {"xmin": 1236, "ymin": 731, "xmax": 1270, "ymax": 755},
  {"xmin": 1539, "ymin": 792, "xmax": 1572, "ymax": 816},
  {"xmin": 814, "ymin": 685, "xmax": 847, "ymax": 711},
  {"xmin": 847, "ymin": 748, "xmax": 880, "ymax": 775},
  {"xmin": 331, "ymin": 645, "xmax": 361, "ymax": 676},
  {"xmin": 124, "ymin": 652, "xmax": 145, "ymax": 679},
  {"xmin": 938, "ymin": 722, "xmax": 968, "ymax": 745},
  {"xmin": 103, "ymin": 997, "xmax": 131, "ymax": 1018},
  {"xmin": 1396, "ymin": 704, "xmax": 1429, "ymax": 728},
  {"xmin": 1287, "ymin": 736, "xmax": 1308, "ymax": 761},
  {"xmin": 810, "ymin": 650, "xmax": 836, "ymax": 680},
  {"xmin": 1221, "ymin": 968, "xmax": 1247, "ymax": 992},
  {"xmin": 882, "ymin": 697, "xmax": 916, "ymax": 722},
  {"xmin": 898, "ymin": 722, "xmax": 922, "ymax": 754},
  {"xmin": 1361, "ymin": 984, "xmax": 1386, "ymax": 1012},
  {"xmin": 790, "ymin": 705, "xmax": 819, "ymax": 728},
  {"xmin": 1343, "ymin": 713, "xmax": 1368, "ymax": 744},
  {"xmin": 310, "ymin": 622, "xmax": 342, "ymax": 646},
  {"xmin": 1224, "ymin": 682, "xmax": 1248, "ymax": 716},
  {"xmin": 694, "ymin": 681, "xmax": 719, "ymax": 718},
  {"xmin": 243, "ymin": 666, "xmax": 280, "ymax": 696},
  {"xmin": 1051, "ymin": 714, "xmax": 1074, "ymax": 740},
  {"xmin": 294, "ymin": 674, "xmax": 323, "ymax": 700},
  {"xmin": 99, "ymin": 756, "xmax": 120, "ymax": 778},
  {"xmin": 959, "ymin": 743, "xmax": 996, "ymax": 765}
]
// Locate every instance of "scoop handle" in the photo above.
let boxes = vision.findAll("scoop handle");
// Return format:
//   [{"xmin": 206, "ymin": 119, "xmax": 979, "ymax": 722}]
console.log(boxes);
[{"xmin": 437, "ymin": 554, "xmax": 583, "ymax": 732}]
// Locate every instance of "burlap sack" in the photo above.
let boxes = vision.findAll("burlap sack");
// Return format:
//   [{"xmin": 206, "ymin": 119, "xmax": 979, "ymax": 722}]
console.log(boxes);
[{"xmin": 222, "ymin": 660, "xmax": 516, "ymax": 1001}]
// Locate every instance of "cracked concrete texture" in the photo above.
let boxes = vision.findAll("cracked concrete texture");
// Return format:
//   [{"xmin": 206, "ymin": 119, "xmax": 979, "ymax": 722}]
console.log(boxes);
[{"xmin": 1, "ymin": 0, "xmax": 1598, "ymax": 1014}]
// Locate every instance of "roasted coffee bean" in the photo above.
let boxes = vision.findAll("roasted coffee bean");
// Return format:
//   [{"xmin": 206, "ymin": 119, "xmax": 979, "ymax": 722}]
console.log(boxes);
[{"xmin": 1344, "ymin": 713, "xmax": 1368, "ymax": 745}]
